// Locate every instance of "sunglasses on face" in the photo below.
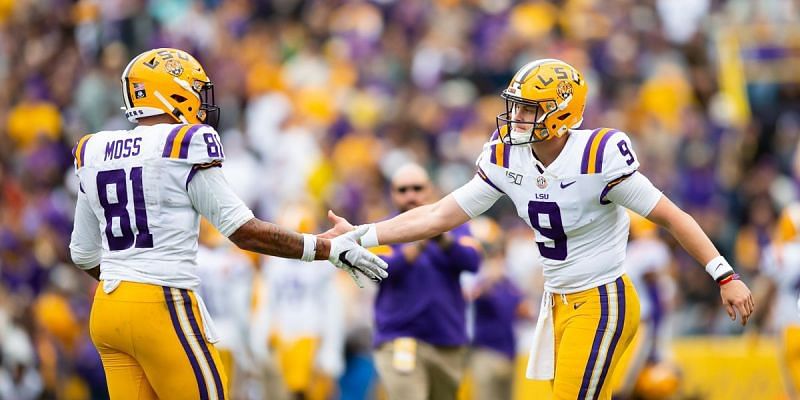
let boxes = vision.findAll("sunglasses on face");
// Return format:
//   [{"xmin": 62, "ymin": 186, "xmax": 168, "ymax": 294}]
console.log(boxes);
[{"xmin": 394, "ymin": 185, "xmax": 425, "ymax": 194}]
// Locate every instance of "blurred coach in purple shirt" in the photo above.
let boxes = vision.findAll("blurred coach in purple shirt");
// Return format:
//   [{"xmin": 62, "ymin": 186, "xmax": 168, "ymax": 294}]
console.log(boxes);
[{"xmin": 372, "ymin": 163, "xmax": 481, "ymax": 400}]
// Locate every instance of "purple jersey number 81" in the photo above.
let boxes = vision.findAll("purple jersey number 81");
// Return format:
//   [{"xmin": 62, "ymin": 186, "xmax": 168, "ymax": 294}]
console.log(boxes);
[
  {"xmin": 204, "ymin": 133, "xmax": 224, "ymax": 158},
  {"xmin": 96, "ymin": 167, "xmax": 154, "ymax": 251}
]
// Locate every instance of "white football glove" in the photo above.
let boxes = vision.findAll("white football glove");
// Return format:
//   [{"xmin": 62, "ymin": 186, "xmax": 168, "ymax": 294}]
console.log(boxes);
[{"xmin": 328, "ymin": 225, "xmax": 389, "ymax": 287}]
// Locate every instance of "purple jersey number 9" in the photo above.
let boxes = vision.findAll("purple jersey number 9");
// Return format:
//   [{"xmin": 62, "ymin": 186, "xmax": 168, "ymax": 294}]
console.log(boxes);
[
  {"xmin": 96, "ymin": 167, "xmax": 154, "ymax": 251},
  {"xmin": 527, "ymin": 201, "xmax": 567, "ymax": 260},
  {"xmin": 617, "ymin": 140, "xmax": 635, "ymax": 166}
]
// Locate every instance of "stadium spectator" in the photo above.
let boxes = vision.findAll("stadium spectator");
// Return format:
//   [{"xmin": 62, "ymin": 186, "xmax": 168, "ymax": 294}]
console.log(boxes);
[{"xmin": 371, "ymin": 163, "xmax": 481, "ymax": 400}]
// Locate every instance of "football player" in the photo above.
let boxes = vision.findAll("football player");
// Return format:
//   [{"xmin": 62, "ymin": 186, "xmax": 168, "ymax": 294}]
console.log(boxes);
[
  {"xmin": 611, "ymin": 212, "xmax": 677, "ymax": 398},
  {"xmin": 322, "ymin": 59, "xmax": 753, "ymax": 399},
  {"xmin": 68, "ymin": 48, "xmax": 387, "ymax": 400},
  {"xmin": 760, "ymin": 203, "xmax": 800, "ymax": 398}
]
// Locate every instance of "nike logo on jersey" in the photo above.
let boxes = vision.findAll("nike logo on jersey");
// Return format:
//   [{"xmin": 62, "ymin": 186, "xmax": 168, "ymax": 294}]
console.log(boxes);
[
  {"xmin": 573, "ymin": 301, "xmax": 586, "ymax": 310},
  {"xmin": 560, "ymin": 180, "xmax": 577, "ymax": 189}
]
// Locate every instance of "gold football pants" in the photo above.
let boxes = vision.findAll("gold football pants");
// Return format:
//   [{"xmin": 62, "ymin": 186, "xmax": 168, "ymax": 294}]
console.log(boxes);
[
  {"xmin": 552, "ymin": 275, "xmax": 640, "ymax": 400},
  {"xmin": 783, "ymin": 325, "xmax": 800, "ymax": 396},
  {"xmin": 90, "ymin": 281, "xmax": 228, "ymax": 399}
]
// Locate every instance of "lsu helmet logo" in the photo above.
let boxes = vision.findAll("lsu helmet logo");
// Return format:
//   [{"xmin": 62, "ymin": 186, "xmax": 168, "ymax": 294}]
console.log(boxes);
[
  {"xmin": 557, "ymin": 81, "xmax": 573, "ymax": 100},
  {"xmin": 164, "ymin": 59, "xmax": 184, "ymax": 77}
]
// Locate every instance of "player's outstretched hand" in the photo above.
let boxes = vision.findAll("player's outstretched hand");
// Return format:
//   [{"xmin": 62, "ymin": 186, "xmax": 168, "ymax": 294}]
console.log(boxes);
[
  {"xmin": 720, "ymin": 280, "xmax": 755, "ymax": 326},
  {"xmin": 328, "ymin": 225, "xmax": 388, "ymax": 288},
  {"xmin": 319, "ymin": 210, "xmax": 355, "ymax": 239}
]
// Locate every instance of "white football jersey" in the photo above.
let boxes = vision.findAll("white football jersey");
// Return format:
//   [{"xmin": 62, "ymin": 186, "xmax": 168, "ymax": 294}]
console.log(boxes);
[
  {"xmin": 761, "ymin": 243, "xmax": 800, "ymax": 329},
  {"xmin": 625, "ymin": 238, "xmax": 671, "ymax": 320},
  {"xmin": 476, "ymin": 128, "xmax": 641, "ymax": 293},
  {"xmin": 72, "ymin": 123, "xmax": 231, "ymax": 288}
]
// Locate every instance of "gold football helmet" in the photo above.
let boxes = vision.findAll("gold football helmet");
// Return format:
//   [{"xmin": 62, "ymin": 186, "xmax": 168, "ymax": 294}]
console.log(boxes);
[
  {"xmin": 497, "ymin": 59, "xmax": 587, "ymax": 144},
  {"xmin": 121, "ymin": 48, "xmax": 219, "ymax": 128},
  {"xmin": 634, "ymin": 363, "xmax": 681, "ymax": 399}
]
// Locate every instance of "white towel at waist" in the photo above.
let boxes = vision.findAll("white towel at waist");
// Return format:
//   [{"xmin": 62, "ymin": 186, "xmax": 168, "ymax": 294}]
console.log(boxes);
[{"xmin": 526, "ymin": 291, "xmax": 555, "ymax": 380}]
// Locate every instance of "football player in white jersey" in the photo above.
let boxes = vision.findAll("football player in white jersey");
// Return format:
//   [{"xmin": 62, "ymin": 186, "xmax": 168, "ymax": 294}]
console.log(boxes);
[
  {"xmin": 322, "ymin": 59, "xmax": 753, "ymax": 399},
  {"xmin": 68, "ymin": 48, "xmax": 387, "ymax": 400},
  {"xmin": 760, "ymin": 203, "xmax": 800, "ymax": 397}
]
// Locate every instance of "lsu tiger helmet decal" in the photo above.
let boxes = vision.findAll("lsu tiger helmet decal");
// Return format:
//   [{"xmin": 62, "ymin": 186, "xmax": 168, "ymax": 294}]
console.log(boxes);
[
  {"xmin": 120, "ymin": 48, "xmax": 220, "ymax": 129},
  {"xmin": 497, "ymin": 59, "xmax": 587, "ymax": 144}
]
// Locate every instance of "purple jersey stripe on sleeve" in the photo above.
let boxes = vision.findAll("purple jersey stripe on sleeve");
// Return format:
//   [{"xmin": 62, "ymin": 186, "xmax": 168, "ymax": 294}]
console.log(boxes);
[
  {"xmin": 162, "ymin": 125, "xmax": 185, "ymax": 157},
  {"xmin": 490, "ymin": 144, "xmax": 498, "ymax": 165},
  {"xmin": 178, "ymin": 125, "xmax": 203, "ymax": 159},
  {"xmin": 477, "ymin": 167, "xmax": 505, "ymax": 194},
  {"xmin": 593, "ymin": 129, "xmax": 619, "ymax": 174},
  {"xmin": 185, "ymin": 162, "xmax": 222, "ymax": 190},
  {"xmin": 599, "ymin": 171, "xmax": 636, "ymax": 205},
  {"xmin": 580, "ymin": 128, "xmax": 602, "ymax": 174},
  {"xmin": 186, "ymin": 167, "xmax": 200, "ymax": 190},
  {"xmin": 502, "ymin": 141, "xmax": 511, "ymax": 168}
]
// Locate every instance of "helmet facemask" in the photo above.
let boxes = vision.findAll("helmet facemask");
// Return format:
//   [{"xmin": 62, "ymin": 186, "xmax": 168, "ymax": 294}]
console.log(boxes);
[
  {"xmin": 195, "ymin": 80, "xmax": 220, "ymax": 129},
  {"xmin": 496, "ymin": 93, "xmax": 559, "ymax": 145}
]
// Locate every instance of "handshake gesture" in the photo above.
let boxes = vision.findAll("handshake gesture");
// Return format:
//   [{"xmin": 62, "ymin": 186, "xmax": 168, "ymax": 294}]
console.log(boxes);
[{"xmin": 323, "ymin": 213, "xmax": 386, "ymax": 287}]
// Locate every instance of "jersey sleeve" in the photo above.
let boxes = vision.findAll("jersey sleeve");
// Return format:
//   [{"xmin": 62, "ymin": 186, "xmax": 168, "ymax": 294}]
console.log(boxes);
[
  {"xmin": 452, "ymin": 176, "xmax": 504, "ymax": 218},
  {"xmin": 599, "ymin": 130, "xmax": 640, "ymax": 183},
  {"xmin": 161, "ymin": 124, "xmax": 225, "ymax": 166},
  {"xmin": 187, "ymin": 167, "xmax": 254, "ymax": 237},
  {"xmin": 69, "ymin": 189, "xmax": 102, "ymax": 269},
  {"xmin": 451, "ymin": 138, "xmax": 508, "ymax": 218}
]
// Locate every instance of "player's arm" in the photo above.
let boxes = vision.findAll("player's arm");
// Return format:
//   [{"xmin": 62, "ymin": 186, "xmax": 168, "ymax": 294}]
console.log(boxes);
[
  {"xmin": 69, "ymin": 188, "xmax": 102, "ymax": 281},
  {"xmin": 324, "ymin": 174, "xmax": 503, "ymax": 247},
  {"xmin": 187, "ymin": 166, "xmax": 387, "ymax": 285},
  {"xmin": 602, "ymin": 131, "xmax": 753, "ymax": 324},
  {"xmin": 645, "ymin": 196, "xmax": 754, "ymax": 324},
  {"xmin": 186, "ymin": 166, "xmax": 316, "ymax": 259},
  {"xmin": 601, "ymin": 139, "xmax": 754, "ymax": 324}
]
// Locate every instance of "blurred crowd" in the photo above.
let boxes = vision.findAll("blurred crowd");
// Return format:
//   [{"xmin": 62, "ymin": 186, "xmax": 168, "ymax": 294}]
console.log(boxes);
[{"xmin": 0, "ymin": 0, "xmax": 799, "ymax": 398}]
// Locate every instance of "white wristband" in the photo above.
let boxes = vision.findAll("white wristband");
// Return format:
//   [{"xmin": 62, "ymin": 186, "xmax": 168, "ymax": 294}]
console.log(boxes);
[
  {"xmin": 359, "ymin": 224, "xmax": 379, "ymax": 248},
  {"xmin": 705, "ymin": 255, "xmax": 734, "ymax": 281},
  {"xmin": 301, "ymin": 234, "xmax": 317, "ymax": 262}
]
